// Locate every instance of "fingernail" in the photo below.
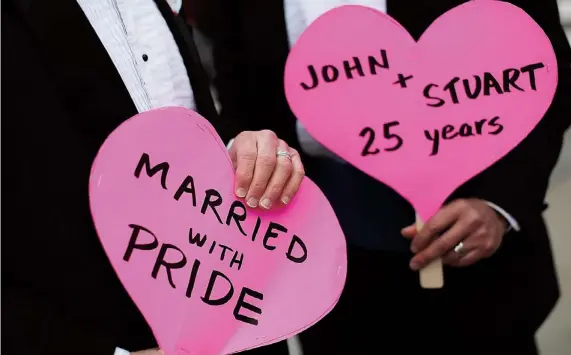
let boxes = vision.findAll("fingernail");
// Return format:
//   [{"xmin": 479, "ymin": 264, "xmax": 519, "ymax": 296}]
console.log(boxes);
[
  {"xmin": 246, "ymin": 197, "xmax": 258, "ymax": 208},
  {"xmin": 260, "ymin": 198, "xmax": 272, "ymax": 209},
  {"xmin": 410, "ymin": 261, "xmax": 420, "ymax": 271},
  {"xmin": 281, "ymin": 196, "xmax": 290, "ymax": 204},
  {"xmin": 410, "ymin": 245, "xmax": 418, "ymax": 253},
  {"xmin": 236, "ymin": 188, "xmax": 247, "ymax": 198}
]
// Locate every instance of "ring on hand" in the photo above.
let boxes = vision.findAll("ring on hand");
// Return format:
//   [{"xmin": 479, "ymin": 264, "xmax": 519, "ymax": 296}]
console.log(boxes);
[
  {"xmin": 453, "ymin": 241, "xmax": 465, "ymax": 254},
  {"xmin": 276, "ymin": 150, "xmax": 292, "ymax": 160}
]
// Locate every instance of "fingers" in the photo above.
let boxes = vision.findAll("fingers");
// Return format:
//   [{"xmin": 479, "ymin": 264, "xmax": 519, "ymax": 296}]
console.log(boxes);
[
  {"xmin": 445, "ymin": 226, "xmax": 499, "ymax": 267},
  {"xmin": 245, "ymin": 130, "xmax": 278, "ymax": 208},
  {"xmin": 441, "ymin": 239, "xmax": 477, "ymax": 265},
  {"xmin": 401, "ymin": 224, "xmax": 417, "ymax": 239},
  {"xmin": 230, "ymin": 130, "xmax": 305, "ymax": 209},
  {"xmin": 232, "ymin": 132, "xmax": 258, "ymax": 199},
  {"xmin": 259, "ymin": 140, "xmax": 293, "ymax": 209},
  {"xmin": 410, "ymin": 200, "xmax": 464, "ymax": 253},
  {"xmin": 410, "ymin": 217, "xmax": 472, "ymax": 270},
  {"xmin": 409, "ymin": 199, "xmax": 504, "ymax": 270},
  {"xmin": 452, "ymin": 249, "xmax": 483, "ymax": 267},
  {"xmin": 279, "ymin": 148, "xmax": 305, "ymax": 205}
]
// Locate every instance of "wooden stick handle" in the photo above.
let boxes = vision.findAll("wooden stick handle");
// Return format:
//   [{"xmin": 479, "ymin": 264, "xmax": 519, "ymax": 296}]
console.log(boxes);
[{"xmin": 416, "ymin": 214, "xmax": 444, "ymax": 289}]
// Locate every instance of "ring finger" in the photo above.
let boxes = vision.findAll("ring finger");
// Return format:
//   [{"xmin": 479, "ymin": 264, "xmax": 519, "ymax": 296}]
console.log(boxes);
[
  {"xmin": 259, "ymin": 140, "xmax": 293, "ymax": 209},
  {"xmin": 280, "ymin": 148, "xmax": 304, "ymax": 205},
  {"xmin": 442, "ymin": 238, "xmax": 478, "ymax": 266}
]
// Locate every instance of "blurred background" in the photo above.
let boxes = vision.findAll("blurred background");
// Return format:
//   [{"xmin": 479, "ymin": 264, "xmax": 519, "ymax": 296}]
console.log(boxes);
[{"xmin": 536, "ymin": 3, "xmax": 571, "ymax": 354}]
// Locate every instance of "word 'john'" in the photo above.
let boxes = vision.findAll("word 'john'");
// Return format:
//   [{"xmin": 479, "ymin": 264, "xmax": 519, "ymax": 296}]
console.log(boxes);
[{"xmin": 300, "ymin": 49, "xmax": 390, "ymax": 90}]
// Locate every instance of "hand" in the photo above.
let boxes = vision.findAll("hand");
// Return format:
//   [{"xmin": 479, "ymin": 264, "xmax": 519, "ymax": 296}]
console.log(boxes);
[
  {"xmin": 132, "ymin": 349, "xmax": 163, "ymax": 355},
  {"xmin": 402, "ymin": 199, "xmax": 508, "ymax": 270},
  {"xmin": 229, "ymin": 130, "xmax": 305, "ymax": 210}
]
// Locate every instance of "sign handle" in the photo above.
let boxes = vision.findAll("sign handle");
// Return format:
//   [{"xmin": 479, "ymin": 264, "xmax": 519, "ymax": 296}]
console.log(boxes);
[{"xmin": 416, "ymin": 214, "xmax": 444, "ymax": 289}]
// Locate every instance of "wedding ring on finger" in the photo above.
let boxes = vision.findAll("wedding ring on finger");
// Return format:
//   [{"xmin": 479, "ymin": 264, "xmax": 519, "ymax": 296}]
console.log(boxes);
[
  {"xmin": 276, "ymin": 150, "xmax": 292, "ymax": 160},
  {"xmin": 453, "ymin": 241, "xmax": 465, "ymax": 254}
]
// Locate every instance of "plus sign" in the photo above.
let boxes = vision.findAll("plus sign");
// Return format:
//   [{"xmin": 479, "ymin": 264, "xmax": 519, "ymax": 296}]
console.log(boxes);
[{"xmin": 393, "ymin": 73, "xmax": 414, "ymax": 88}]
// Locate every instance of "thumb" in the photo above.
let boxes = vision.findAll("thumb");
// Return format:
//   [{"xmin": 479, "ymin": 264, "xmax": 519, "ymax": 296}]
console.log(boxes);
[
  {"xmin": 228, "ymin": 140, "xmax": 238, "ymax": 170},
  {"xmin": 401, "ymin": 224, "xmax": 417, "ymax": 239}
]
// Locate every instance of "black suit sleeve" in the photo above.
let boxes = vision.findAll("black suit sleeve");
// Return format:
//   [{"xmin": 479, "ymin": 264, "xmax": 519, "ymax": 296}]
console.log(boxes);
[
  {"xmin": 192, "ymin": 0, "xmax": 249, "ymax": 137},
  {"xmin": 452, "ymin": 3, "xmax": 571, "ymax": 230},
  {"xmin": 3, "ymin": 290, "xmax": 117, "ymax": 355},
  {"xmin": 1, "ymin": 9, "xmax": 117, "ymax": 355}
]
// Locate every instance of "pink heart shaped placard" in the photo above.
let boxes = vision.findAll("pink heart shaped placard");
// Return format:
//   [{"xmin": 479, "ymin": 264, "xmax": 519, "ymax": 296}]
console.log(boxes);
[
  {"xmin": 284, "ymin": 1, "xmax": 558, "ymax": 220},
  {"xmin": 89, "ymin": 107, "xmax": 347, "ymax": 355}
]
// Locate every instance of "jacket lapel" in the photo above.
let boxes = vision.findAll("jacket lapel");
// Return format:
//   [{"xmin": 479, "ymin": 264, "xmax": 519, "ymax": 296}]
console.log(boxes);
[
  {"xmin": 153, "ymin": 0, "xmax": 219, "ymax": 123},
  {"xmin": 13, "ymin": 0, "xmax": 225, "ymax": 144}
]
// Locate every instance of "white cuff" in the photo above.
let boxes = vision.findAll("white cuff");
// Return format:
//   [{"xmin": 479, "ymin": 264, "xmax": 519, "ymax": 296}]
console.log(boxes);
[
  {"xmin": 226, "ymin": 138, "xmax": 234, "ymax": 150},
  {"xmin": 114, "ymin": 347, "xmax": 130, "ymax": 355},
  {"xmin": 484, "ymin": 201, "xmax": 520, "ymax": 232}
]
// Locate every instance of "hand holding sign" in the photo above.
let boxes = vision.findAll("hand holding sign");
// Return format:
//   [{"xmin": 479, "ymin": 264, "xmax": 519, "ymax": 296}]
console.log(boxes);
[
  {"xmin": 284, "ymin": 1, "xmax": 557, "ymax": 287},
  {"xmin": 89, "ymin": 107, "xmax": 347, "ymax": 355}
]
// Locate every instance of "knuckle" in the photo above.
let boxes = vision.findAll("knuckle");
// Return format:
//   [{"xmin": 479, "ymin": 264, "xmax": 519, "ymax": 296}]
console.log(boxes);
[
  {"xmin": 434, "ymin": 244, "xmax": 448, "ymax": 257},
  {"xmin": 236, "ymin": 130, "xmax": 253, "ymax": 140},
  {"xmin": 252, "ymin": 181, "xmax": 268, "ymax": 193},
  {"xmin": 257, "ymin": 154, "xmax": 276, "ymax": 168},
  {"xmin": 238, "ymin": 149, "xmax": 257, "ymax": 162},
  {"xmin": 456, "ymin": 199, "xmax": 470, "ymax": 210},
  {"xmin": 466, "ymin": 209, "xmax": 482, "ymax": 225},
  {"xmin": 260, "ymin": 129, "xmax": 277, "ymax": 139},
  {"xmin": 268, "ymin": 183, "xmax": 284, "ymax": 196},
  {"xmin": 294, "ymin": 165, "xmax": 305, "ymax": 176},
  {"xmin": 278, "ymin": 156, "xmax": 293, "ymax": 169},
  {"xmin": 236, "ymin": 170, "xmax": 254, "ymax": 183},
  {"xmin": 483, "ymin": 240, "xmax": 496, "ymax": 254},
  {"xmin": 475, "ymin": 227, "xmax": 488, "ymax": 239},
  {"xmin": 239, "ymin": 154, "xmax": 257, "ymax": 164},
  {"xmin": 440, "ymin": 241, "xmax": 455, "ymax": 254}
]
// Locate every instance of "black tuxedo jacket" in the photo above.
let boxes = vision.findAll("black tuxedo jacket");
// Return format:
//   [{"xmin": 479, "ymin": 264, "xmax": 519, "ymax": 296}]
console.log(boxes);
[
  {"xmin": 195, "ymin": 0, "xmax": 571, "ymax": 334},
  {"xmin": 2, "ymin": 0, "xmax": 237, "ymax": 353}
]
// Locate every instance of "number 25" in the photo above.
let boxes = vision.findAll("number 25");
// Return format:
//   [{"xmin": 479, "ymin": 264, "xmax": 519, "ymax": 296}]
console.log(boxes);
[{"xmin": 359, "ymin": 121, "xmax": 403, "ymax": 156}]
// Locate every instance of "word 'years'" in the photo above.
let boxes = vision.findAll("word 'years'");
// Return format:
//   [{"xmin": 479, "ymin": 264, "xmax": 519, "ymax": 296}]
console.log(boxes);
[{"xmin": 359, "ymin": 116, "xmax": 503, "ymax": 157}]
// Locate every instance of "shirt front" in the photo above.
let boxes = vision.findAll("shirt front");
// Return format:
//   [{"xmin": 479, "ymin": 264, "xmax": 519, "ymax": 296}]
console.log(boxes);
[
  {"xmin": 77, "ymin": 0, "xmax": 194, "ymax": 114},
  {"xmin": 76, "ymin": 1, "xmax": 193, "ymax": 353}
]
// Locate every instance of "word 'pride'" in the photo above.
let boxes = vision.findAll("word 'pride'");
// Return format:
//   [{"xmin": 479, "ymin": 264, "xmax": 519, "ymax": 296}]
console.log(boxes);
[
  {"xmin": 127, "ymin": 153, "xmax": 308, "ymax": 326},
  {"xmin": 89, "ymin": 107, "xmax": 347, "ymax": 355}
]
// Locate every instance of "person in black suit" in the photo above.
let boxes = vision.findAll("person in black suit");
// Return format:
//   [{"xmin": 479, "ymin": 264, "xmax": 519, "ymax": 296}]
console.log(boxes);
[
  {"xmin": 194, "ymin": 0, "xmax": 571, "ymax": 353},
  {"xmin": 2, "ymin": 1, "xmax": 300, "ymax": 354}
]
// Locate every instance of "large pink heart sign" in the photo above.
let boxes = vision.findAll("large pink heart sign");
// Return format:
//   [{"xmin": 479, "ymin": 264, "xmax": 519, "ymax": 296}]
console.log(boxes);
[
  {"xmin": 89, "ymin": 107, "xmax": 347, "ymax": 355},
  {"xmin": 284, "ymin": 0, "xmax": 558, "ymax": 220}
]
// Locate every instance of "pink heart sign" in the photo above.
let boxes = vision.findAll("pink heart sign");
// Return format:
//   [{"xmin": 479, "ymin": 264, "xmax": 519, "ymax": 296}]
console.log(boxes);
[
  {"xmin": 89, "ymin": 107, "xmax": 347, "ymax": 355},
  {"xmin": 284, "ymin": 0, "xmax": 558, "ymax": 220}
]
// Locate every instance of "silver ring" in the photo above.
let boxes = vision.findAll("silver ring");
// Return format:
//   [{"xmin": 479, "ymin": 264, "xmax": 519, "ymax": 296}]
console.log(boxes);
[
  {"xmin": 453, "ymin": 241, "xmax": 465, "ymax": 254},
  {"xmin": 276, "ymin": 150, "xmax": 292, "ymax": 160}
]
